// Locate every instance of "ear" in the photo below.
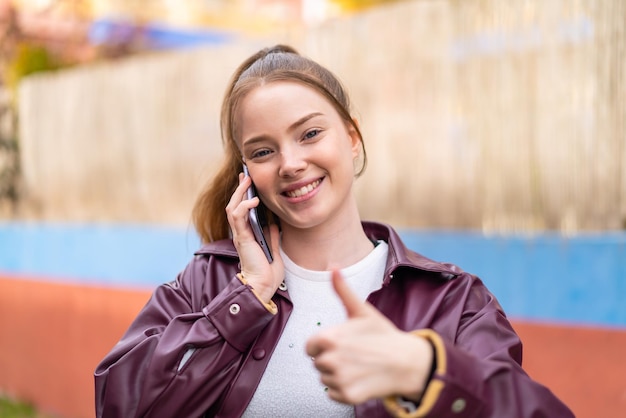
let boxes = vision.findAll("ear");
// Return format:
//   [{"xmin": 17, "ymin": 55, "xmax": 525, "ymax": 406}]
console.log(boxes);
[{"xmin": 347, "ymin": 118, "xmax": 363, "ymax": 159}]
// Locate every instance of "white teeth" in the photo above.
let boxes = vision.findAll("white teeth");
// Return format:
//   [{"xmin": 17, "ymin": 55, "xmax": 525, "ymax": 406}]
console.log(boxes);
[{"xmin": 286, "ymin": 180, "xmax": 321, "ymax": 198}]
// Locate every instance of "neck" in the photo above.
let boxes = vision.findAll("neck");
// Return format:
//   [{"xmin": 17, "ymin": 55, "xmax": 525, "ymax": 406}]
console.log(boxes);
[{"xmin": 280, "ymin": 208, "xmax": 373, "ymax": 271}]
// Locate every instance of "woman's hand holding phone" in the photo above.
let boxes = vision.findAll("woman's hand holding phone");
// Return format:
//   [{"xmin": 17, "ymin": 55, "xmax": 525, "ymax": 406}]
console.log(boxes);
[
  {"xmin": 226, "ymin": 169, "xmax": 284, "ymax": 304},
  {"xmin": 242, "ymin": 165, "xmax": 273, "ymax": 263}
]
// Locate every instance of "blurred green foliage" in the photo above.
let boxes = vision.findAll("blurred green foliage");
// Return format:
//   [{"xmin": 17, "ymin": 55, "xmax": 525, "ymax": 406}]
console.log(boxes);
[
  {"xmin": 0, "ymin": 396, "xmax": 38, "ymax": 417},
  {"xmin": 0, "ymin": 396, "xmax": 58, "ymax": 418},
  {"xmin": 3, "ymin": 42, "xmax": 63, "ymax": 98}
]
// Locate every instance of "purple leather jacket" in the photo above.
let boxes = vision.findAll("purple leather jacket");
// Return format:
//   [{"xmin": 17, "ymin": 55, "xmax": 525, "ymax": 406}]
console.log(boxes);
[{"xmin": 94, "ymin": 221, "xmax": 574, "ymax": 418}]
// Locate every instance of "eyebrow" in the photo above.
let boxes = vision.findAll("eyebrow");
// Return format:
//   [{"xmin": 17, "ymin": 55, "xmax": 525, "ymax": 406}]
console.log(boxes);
[
  {"xmin": 288, "ymin": 112, "xmax": 324, "ymax": 132},
  {"xmin": 242, "ymin": 112, "xmax": 324, "ymax": 148}
]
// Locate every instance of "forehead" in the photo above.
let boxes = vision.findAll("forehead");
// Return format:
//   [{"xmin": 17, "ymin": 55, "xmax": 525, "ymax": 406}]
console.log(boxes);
[
  {"xmin": 239, "ymin": 80, "xmax": 333, "ymax": 112},
  {"xmin": 236, "ymin": 81, "xmax": 341, "ymax": 131}
]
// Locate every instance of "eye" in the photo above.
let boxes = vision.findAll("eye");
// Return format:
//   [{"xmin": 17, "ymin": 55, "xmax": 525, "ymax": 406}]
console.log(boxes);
[
  {"xmin": 251, "ymin": 149, "xmax": 272, "ymax": 159},
  {"xmin": 303, "ymin": 129, "xmax": 320, "ymax": 140}
]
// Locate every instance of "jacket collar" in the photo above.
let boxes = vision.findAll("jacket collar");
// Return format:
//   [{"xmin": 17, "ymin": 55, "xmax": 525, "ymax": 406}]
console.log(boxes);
[
  {"xmin": 362, "ymin": 221, "xmax": 461, "ymax": 282},
  {"xmin": 195, "ymin": 221, "xmax": 460, "ymax": 280},
  {"xmin": 194, "ymin": 239, "xmax": 239, "ymax": 258}
]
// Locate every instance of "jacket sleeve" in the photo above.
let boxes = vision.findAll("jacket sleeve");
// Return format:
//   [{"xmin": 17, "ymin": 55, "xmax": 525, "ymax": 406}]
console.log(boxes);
[
  {"xmin": 94, "ymin": 256, "xmax": 276, "ymax": 418},
  {"xmin": 384, "ymin": 275, "xmax": 575, "ymax": 418}
]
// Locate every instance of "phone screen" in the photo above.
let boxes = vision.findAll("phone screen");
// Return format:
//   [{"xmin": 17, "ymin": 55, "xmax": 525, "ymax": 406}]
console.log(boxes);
[{"xmin": 243, "ymin": 164, "xmax": 273, "ymax": 263}]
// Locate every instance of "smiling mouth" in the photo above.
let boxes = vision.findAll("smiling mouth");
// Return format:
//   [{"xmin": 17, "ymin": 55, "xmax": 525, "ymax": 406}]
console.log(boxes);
[{"xmin": 284, "ymin": 179, "xmax": 322, "ymax": 198}]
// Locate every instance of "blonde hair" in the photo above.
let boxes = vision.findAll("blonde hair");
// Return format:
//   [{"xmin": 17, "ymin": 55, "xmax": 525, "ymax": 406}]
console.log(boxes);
[{"xmin": 192, "ymin": 45, "xmax": 366, "ymax": 243}]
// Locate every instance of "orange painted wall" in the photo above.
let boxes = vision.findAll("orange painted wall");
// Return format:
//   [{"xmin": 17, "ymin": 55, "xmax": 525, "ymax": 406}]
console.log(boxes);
[
  {"xmin": 513, "ymin": 322, "xmax": 626, "ymax": 418},
  {"xmin": 1, "ymin": 275, "xmax": 625, "ymax": 418},
  {"xmin": 0, "ymin": 276, "xmax": 151, "ymax": 418}
]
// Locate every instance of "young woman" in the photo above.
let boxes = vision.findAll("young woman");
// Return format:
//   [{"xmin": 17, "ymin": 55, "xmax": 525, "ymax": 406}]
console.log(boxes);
[{"xmin": 95, "ymin": 45, "xmax": 574, "ymax": 418}]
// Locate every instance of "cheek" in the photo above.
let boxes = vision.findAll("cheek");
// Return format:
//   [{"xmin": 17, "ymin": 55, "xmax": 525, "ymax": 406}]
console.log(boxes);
[
  {"xmin": 335, "ymin": 136, "xmax": 360, "ymax": 167},
  {"xmin": 251, "ymin": 169, "xmax": 275, "ymax": 197}
]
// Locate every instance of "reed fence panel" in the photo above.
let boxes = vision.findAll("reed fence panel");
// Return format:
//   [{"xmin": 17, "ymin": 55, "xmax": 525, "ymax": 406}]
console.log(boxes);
[{"xmin": 17, "ymin": 0, "xmax": 625, "ymax": 232}]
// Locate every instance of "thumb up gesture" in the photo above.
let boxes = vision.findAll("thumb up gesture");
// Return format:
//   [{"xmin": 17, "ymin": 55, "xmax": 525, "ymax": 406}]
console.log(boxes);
[{"xmin": 306, "ymin": 270, "xmax": 434, "ymax": 405}]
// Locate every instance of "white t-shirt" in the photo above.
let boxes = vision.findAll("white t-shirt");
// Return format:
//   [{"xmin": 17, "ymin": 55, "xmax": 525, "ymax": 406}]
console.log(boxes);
[{"xmin": 242, "ymin": 241, "xmax": 389, "ymax": 418}]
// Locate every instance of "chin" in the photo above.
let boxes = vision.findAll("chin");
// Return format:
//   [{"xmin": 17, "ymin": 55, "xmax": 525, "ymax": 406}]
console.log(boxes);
[{"xmin": 280, "ymin": 214, "xmax": 325, "ymax": 231}]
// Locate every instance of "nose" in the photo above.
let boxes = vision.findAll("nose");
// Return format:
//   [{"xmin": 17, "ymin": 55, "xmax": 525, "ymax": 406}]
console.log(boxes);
[{"xmin": 278, "ymin": 145, "xmax": 307, "ymax": 177}]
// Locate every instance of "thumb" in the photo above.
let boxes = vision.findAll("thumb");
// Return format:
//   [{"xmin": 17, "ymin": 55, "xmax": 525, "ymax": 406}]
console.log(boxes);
[{"xmin": 331, "ymin": 269, "xmax": 368, "ymax": 318}]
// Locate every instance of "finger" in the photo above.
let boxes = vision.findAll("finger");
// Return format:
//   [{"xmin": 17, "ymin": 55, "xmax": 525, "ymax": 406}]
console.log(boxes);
[
  {"xmin": 236, "ymin": 174, "xmax": 252, "ymax": 202},
  {"xmin": 226, "ymin": 176, "xmax": 260, "ymax": 237},
  {"xmin": 313, "ymin": 359, "xmax": 334, "ymax": 375},
  {"xmin": 306, "ymin": 338, "xmax": 321, "ymax": 358},
  {"xmin": 331, "ymin": 269, "xmax": 367, "ymax": 318},
  {"xmin": 226, "ymin": 175, "xmax": 250, "ymax": 212},
  {"xmin": 305, "ymin": 334, "xmax": 334, "ymax": 358},
  {"xmin": 325, "ymin": 386, "xmax": 346, "ymax": 404}
]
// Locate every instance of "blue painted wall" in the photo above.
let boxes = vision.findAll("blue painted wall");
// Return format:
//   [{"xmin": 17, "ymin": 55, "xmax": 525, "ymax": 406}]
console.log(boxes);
[
  {"xmin": 1, "ymin": 222, "xmax": 624, "ymax": 327},
  {"xmin": 401, "ymin": 230, "xmax": 626, "ymax": 328},
  {"xmin": 0, "ymin": 222, "xmax": 200, "ymax": 288}
]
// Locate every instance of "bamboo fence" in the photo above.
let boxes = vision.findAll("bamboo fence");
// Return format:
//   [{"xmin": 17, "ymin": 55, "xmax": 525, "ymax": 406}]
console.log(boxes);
[{"xmin": 15, "ymin": 0, "xmax": 626, "ymax": 232}]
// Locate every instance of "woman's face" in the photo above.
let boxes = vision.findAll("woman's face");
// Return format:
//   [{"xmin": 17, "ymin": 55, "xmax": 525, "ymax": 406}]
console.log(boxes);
[{"xmin": 237, "ymin": 81, "xmax": 361, "ymax": 231}]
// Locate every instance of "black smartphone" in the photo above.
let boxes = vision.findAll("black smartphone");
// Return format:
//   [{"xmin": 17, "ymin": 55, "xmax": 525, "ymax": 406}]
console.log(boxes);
[{"xmin": 242, "ymin": 164, "xmax": 273, "ymax": 263}]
